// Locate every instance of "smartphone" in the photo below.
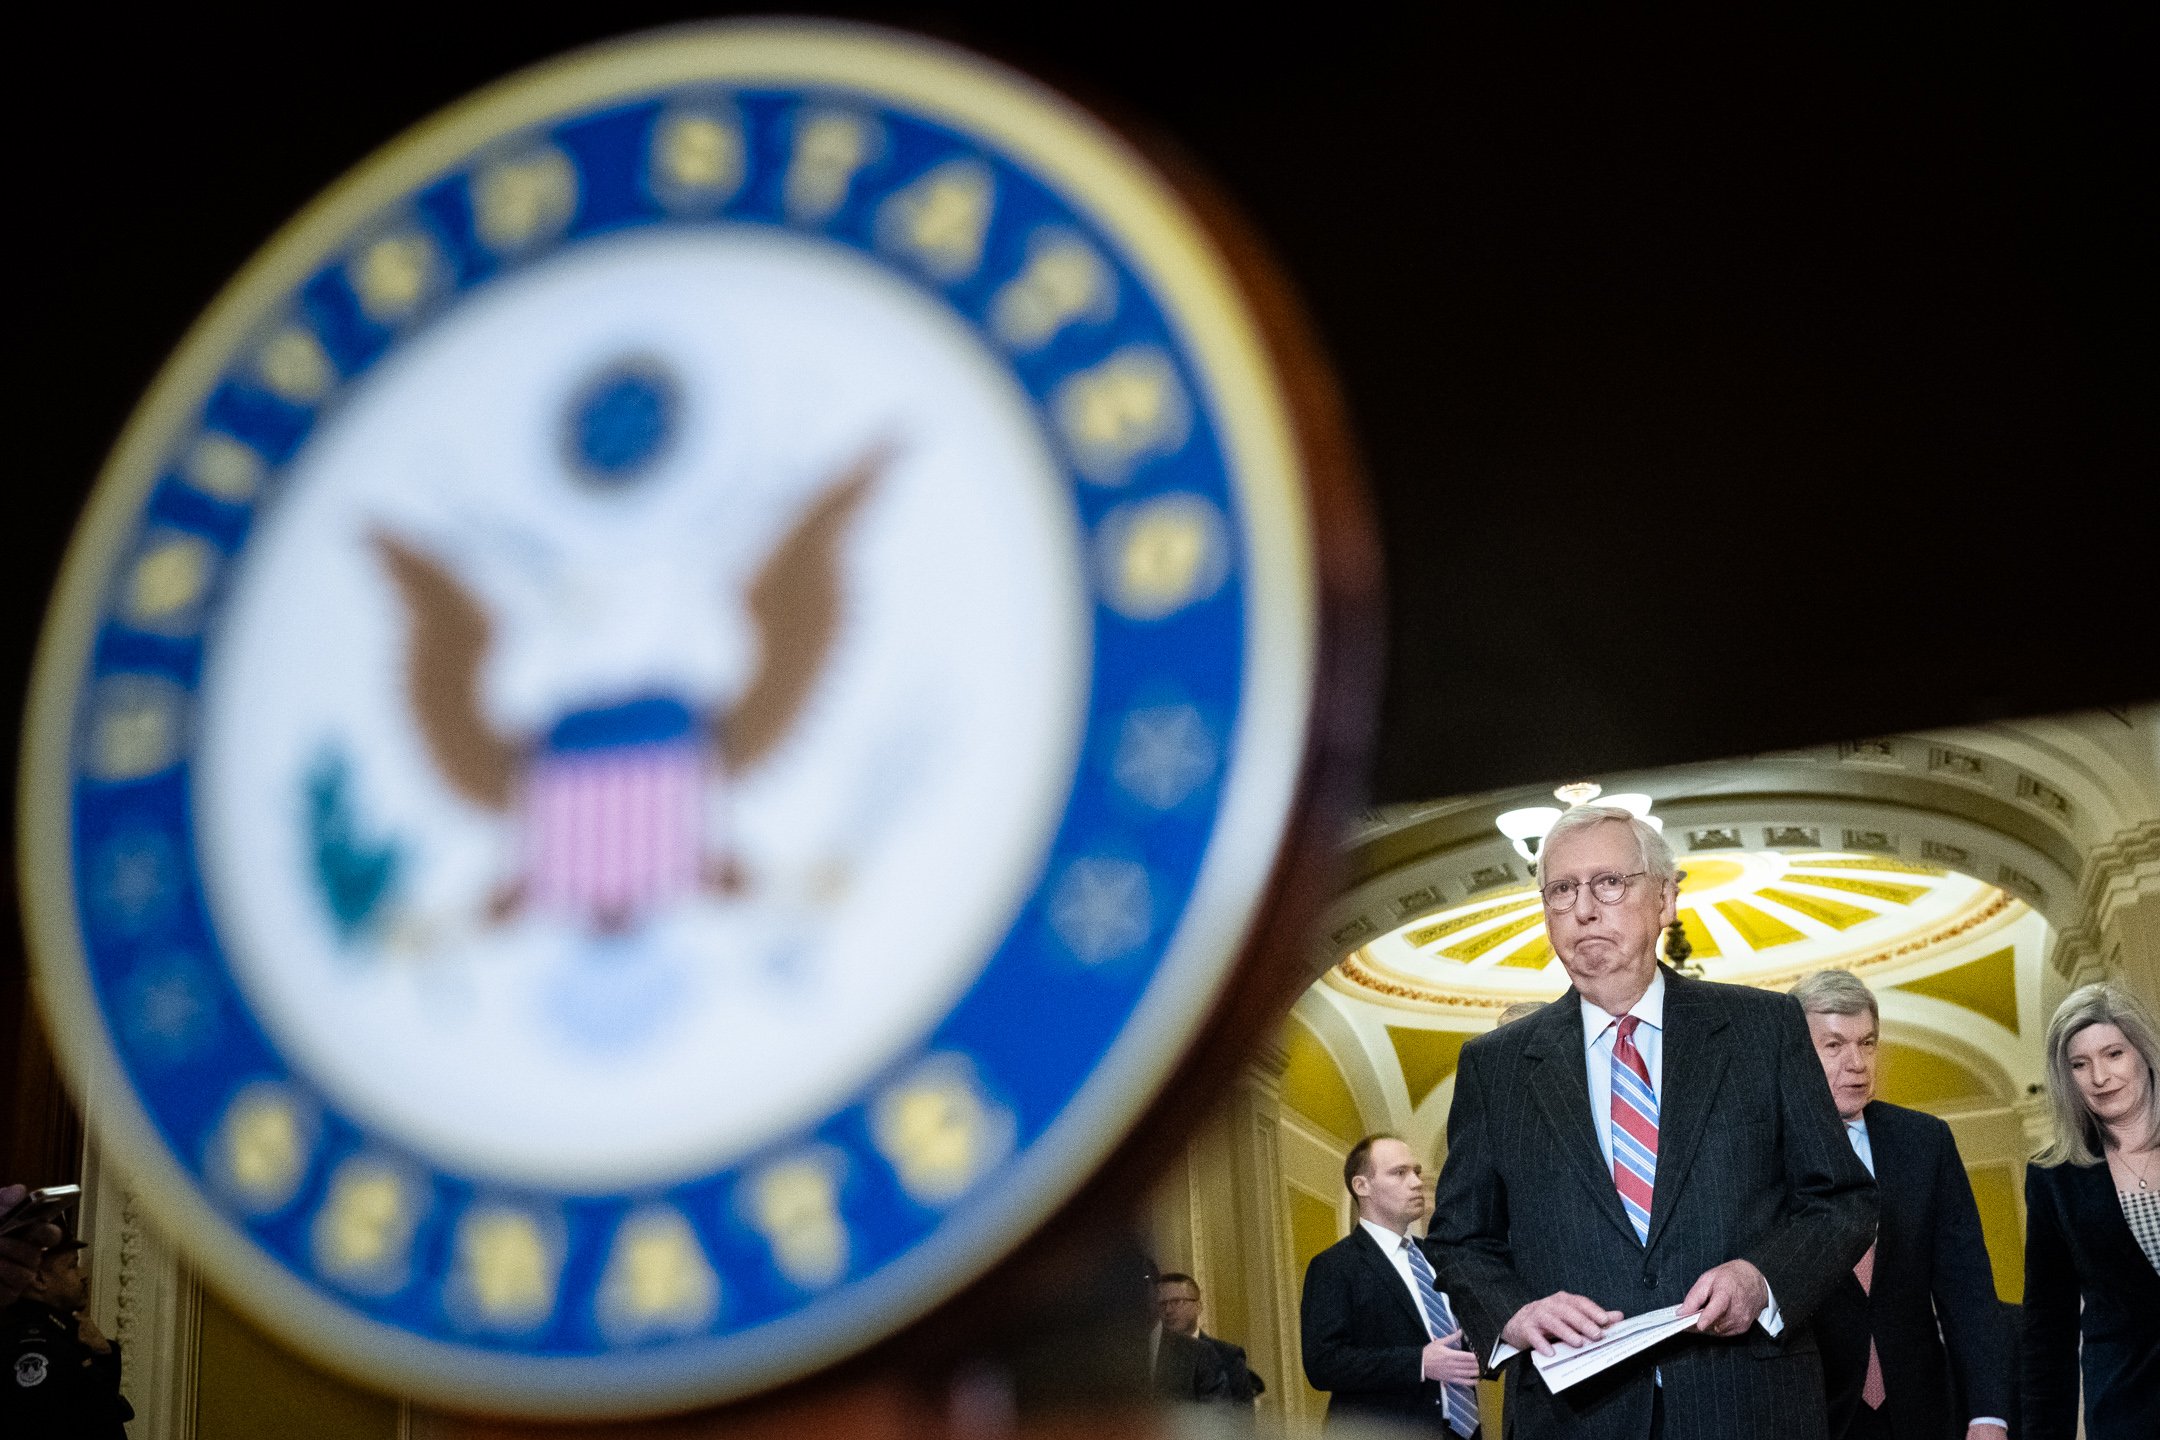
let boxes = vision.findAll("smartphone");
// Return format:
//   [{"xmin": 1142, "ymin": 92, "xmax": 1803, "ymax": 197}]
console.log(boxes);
[{"xmin": 0, "ymin": 1184, "xmax": 82, "ymax": 1238}]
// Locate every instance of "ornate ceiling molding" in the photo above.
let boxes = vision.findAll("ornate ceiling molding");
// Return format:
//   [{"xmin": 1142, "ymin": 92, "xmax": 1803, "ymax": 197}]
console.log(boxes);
[{"xmin": 1330, "ymin": 883, "xmax": 2019, "ymax": 1013}]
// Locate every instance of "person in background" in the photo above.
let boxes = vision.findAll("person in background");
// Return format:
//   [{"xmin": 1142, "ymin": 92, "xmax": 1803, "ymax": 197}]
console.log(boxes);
[
  {"xmin": 1145, "ymin": 1260, "xmax": 1229, "ymax": 1404},
  {"xmin": 1428, "ymin": 805, "xmax": 1875, "ymax": 1440},
  {"xmin": 1155, "ymin": 1272, "xmax": 1264, "ymax": 1406},
  {"xmin": 2020, "ymin": 982, "xmax": 2160, "ymax": 1440},
  {"xmin": 0, "ymin": 1185, "xmax": 65, "ymax": 1310},
  {"xmin": 1301, "ymin": 1133, "xmax": 1482, "ymax": 1435},
  {"xmin": 1789, "ymin": 969, "xmax": 2009, "ymax": 1440},
  {"xmin": 1494, "ymin": 1001, "xmax": 1545, "ymax": 1027},
  {"xmin": 2, "ymin": 1233, "xmax": 133, "ymax": 1438}
]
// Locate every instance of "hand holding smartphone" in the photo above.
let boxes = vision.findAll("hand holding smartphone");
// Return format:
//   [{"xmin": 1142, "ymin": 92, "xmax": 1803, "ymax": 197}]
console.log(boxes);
[{"xmin": 0, "ymin": 1183, "xmax": 81, "ymax": 1238}]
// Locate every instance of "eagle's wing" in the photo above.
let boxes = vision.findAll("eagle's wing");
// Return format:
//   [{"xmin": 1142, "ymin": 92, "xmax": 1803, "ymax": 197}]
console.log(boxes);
[
  {"xmin": 720, "ymin": 441, "xmax": 892, "ymax": 771},
  {"xmin": 371, "ymin": 531, "xmax": 520, "ymax": 810}
]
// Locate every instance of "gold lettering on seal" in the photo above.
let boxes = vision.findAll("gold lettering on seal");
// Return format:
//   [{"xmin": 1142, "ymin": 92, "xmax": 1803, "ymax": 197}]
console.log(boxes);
[
  {"xmin": 349, "ymin": 231, "xmax": 439, "ymax": 322},
  {"xmin": 651, "ymin": 109, "xmax": 745, "ymax": 211},
  {"xmin": 313, "ymin": 1156, "xmax": 420, "ymax": 1290},
  {"xmin": 1096, "ymin": 493, "xmax": 1230, "ymax": 620},
  {"xmin": 991, "ymin": 230, "xmax": 1115, "ymax": 349},
  {"xmin": 126, "ymin": 535, "xmax": 214, "ymax": 630},
  {"xmin": 256, "ymin": 326, "xmax": 334, "ymax": 403},
  {"xmin": 454, "ymin": 1206, "xmax": 558, "ymax": 1329},
  {"xmin": 786, "ymin": 110, "xmax": 878, "ymax": 224},
  {"xmin": 215, "ymin": 1083, "xmax": 312, "ymax": 1212},
  {"xmin": 879, "ymin": 160, "xmax": 995, "ymax": 281},
  {"xmin": 872, "ymin": 1055, "xmax": 1014, "ymax": 1205},
  {"xmin": 598, "ymin": 1207, "xmax": 720, "ymax": 1341},
  {"xmin": 1054, "ymin": 346, "xmax": 1190, "ymax": 485},
  {"xmin": 182, "ymin": 433, "xmax": 263, "ymax": 502},
  {"xmin": 745, "ymin": 1153, "xmax": 849, "ymax": 1288},
  {"xmin": 471, "ymin": 146, "xmax": 578, "ymax": 255}
]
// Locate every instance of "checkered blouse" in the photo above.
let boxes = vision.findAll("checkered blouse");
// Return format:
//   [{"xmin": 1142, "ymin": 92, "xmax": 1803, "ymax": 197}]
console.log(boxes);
[{"xmin": 2120, "ymin": 1186, "xmax": 2160, "ymax": 1272}]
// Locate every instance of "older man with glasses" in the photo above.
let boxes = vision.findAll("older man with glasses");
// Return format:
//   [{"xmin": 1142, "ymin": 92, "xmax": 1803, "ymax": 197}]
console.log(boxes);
[{"xmin": 1428, "ymin": 806, "xmax": 1876, "ymax": 1440}]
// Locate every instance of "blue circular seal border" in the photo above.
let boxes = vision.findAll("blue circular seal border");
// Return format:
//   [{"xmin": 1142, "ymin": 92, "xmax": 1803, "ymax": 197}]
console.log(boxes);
[{"xmin": 22, "ymin": 23, "xmax": 1318, "ymax": 1416}]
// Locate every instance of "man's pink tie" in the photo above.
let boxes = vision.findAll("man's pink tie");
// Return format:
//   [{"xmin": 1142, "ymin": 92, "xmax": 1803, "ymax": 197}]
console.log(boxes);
[{"xmin": 1853, "ymin": 1242, "xmax": 1886, "ymax": 1409}]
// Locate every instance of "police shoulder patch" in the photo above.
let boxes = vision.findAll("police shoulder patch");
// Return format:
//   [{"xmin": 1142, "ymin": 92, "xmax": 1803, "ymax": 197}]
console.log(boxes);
[{"xmin": 22, "ymin": 20, "xmax": 1323, "ymax": 1417}]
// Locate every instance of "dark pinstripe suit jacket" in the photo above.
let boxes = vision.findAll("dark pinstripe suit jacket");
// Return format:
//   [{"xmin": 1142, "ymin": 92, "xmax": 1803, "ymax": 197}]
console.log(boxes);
[{"xmin": 1428, "ymin": 969, "xmax": 1877, "ymax": 1440}]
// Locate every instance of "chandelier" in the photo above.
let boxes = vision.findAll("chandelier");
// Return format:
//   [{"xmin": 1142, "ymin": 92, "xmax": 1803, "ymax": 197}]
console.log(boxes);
[{"xmin": 1494, "ymin": 782, "xmax": 1663, "ymax": 870}]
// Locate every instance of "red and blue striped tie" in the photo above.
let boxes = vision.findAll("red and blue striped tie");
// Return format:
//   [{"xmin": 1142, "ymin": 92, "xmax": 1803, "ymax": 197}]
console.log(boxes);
[{"xmin": 1610, "ymin": 1015, "xmax": 1659, "ymax": 1244}]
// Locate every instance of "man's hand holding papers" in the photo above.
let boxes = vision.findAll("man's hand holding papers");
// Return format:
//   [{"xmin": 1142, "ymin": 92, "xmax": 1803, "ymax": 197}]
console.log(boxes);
[
  {"xmin": 1521, "ymin": 1305, "xmax": 1702, "ymax": 1393},
  {"xmin": 1498, "ymin": 1291, "xmax": 1624, "ymax": 1356},
  {"xmin": 1678, "ymin": 1257, "xmax": 1770, "ymax": 1337}
]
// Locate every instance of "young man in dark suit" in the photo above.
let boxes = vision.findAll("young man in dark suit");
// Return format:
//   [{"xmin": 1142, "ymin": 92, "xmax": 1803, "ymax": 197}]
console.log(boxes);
[
  {"xmin": 1300, "ymin": 1133, "xmax": 1482, "ymax": 1434},
  {"xmin": 1792, "ymin": 969, "xmax": 2011, "ymax": 1440},
  {"xmin": 1428, "ymin": 807, "xmax": 1877, "ymax": 1440}
]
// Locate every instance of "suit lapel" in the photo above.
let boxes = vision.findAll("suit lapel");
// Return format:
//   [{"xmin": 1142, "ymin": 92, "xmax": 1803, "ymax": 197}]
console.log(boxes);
[
  {"xmin": 1351, "ymin": 1224, "xmax": 1430, "ymax": 1339},
  {"xmin": 2070, "ymin": 1160, "xmax": 2160, "ymax": 1299},
  {"xmin": 1525, "ymin": 998, "xmax": 1639, "ymax": 1247},
  {"xmin": 1644, "ymin": 969, "xmax": 1732, "ymax": 1254}
]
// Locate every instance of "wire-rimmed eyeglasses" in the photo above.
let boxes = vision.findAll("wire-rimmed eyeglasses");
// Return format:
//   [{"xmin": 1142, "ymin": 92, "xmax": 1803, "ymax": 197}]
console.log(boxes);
[{"xmin": 1540, "ymin": 870, "xmax": 1646, "ymax": 911}]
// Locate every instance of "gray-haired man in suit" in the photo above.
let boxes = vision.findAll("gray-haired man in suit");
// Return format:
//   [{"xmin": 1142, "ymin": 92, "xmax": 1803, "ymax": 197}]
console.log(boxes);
[{"xmin": 1428, "ymin": 806, "xmax": 1876, "ymax": 1439}]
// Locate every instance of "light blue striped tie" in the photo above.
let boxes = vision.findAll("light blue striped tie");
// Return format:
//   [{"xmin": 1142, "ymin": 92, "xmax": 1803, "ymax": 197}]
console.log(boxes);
[{"xmin": 1405, "ymin": 1238, "xmax": 1480, "ymax": 1437}]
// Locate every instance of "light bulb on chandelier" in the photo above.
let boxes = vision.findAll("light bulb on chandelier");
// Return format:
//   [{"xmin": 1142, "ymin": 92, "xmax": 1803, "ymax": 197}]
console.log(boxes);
[{"xmin": 1495, "ymin": 781, "xmax": 1663, "ymax": 869}]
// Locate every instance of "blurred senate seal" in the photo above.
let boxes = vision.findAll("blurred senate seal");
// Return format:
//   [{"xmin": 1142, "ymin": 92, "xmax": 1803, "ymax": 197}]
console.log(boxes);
[{"xmin": 20, "ymin": 20, "xmax": 1349, "ymax": 1418}]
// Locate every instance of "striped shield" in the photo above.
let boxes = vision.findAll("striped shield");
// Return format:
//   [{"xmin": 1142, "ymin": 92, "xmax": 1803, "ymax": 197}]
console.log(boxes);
[{"xmin": 522, "ymin": 697, "xmax": 707, "ymax": 928}]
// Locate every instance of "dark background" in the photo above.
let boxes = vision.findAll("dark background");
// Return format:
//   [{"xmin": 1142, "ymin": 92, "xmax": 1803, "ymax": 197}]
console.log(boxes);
[
  {"xmin": 5, "ymin": 7, "xmax": 2154, "ymax": 1172},
  {"xmin": 8, "ymin": 6, "xmax": 2153, "ymax": 811}
]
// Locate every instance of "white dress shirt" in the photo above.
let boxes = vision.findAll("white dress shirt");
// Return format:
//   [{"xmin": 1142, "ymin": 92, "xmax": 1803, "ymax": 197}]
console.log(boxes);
[{"xmin": 1840, "ymin": 1110, "xmax": 2005, "ymax": 1432}]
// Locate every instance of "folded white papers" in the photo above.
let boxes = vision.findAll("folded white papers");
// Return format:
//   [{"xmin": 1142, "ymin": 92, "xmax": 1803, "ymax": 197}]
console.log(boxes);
[{"xmin": 1521, "ymin": 1304, "xmax": 1699, "ymax": 1393}]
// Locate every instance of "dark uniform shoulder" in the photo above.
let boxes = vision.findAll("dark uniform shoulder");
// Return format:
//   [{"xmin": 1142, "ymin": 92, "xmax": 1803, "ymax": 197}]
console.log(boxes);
[
  {"xmin": 3, "ymin": 1301, "xmax": 129, "ymax": 1436},
  {"xmin": 2, "ymin": 1300, "xmax": 70, "ymax": 1352}
]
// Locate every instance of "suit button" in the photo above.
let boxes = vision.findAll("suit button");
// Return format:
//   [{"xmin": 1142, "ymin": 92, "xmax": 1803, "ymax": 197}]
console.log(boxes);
[{"xmin": 1642, "ymin": 1272, "xmax": 1657, "ymax": 1288}]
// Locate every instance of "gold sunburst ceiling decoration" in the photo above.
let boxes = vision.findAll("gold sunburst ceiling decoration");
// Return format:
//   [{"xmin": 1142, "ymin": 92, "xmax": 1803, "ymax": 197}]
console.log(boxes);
[{"xmin": 1336, "ymin": 851, "xmax": 2022, "ymax": 1012}]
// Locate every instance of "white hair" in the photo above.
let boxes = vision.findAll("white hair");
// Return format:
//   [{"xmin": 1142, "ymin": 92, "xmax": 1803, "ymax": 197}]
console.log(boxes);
[
  {"xmin": 1538, "ymin": 805, "xmax": 1677, "ymax": 880},
  {"xmin": 1789, "ymin": 969, "xmax": 1880, "ymax": 1023}
]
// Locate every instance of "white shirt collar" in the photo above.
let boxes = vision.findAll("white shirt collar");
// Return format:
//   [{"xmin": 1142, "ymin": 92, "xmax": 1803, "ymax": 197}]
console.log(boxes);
[
  {"xmin": 1359, "ymin": 1215, "xmax": 1412, "ymax": 1251},
  {"xmin": 1580, "ymin": 966, "xmax": 1667, "ymax": 1046}
]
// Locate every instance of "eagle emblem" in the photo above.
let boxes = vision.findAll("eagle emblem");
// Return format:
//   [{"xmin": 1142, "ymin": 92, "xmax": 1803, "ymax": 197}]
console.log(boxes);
[{"xmin": 366, "ymin": 437, "xmax": 888, "ymax": 936}]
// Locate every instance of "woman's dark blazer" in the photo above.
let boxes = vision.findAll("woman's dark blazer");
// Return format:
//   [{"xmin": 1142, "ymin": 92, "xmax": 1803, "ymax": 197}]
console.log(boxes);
[{"xmin": 2019, "ymin": 1158, "xmax": 2160, "ymax": 1440}]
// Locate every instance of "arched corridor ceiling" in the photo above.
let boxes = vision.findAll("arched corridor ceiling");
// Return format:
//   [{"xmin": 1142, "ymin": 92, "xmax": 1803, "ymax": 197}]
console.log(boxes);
[
  {"xmin": 1291, "ymin": 712, "xmax": 2160, "ymax": 1171},
  {"xmin": 1295, "ymin": 859, "xmax": 2048, "ymax": 1179},
  {"xmin": 1269, "ymin": 712, "xmax": 2156, "ymax": 1323},
  {"xmin": 1339, "ymin": 850, "xmax": 2016, "ymax": 1011}
]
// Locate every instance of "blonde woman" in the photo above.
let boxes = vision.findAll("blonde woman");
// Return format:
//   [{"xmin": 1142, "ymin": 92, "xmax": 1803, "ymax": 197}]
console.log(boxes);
[{"xmin": 2021, "ymin": 982, "xmax": 2160, "ymax": 1440}]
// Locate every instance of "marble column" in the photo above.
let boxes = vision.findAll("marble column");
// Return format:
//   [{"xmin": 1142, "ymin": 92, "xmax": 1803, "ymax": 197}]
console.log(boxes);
[{"xmin": 2054, "ymin": 819, "xmax": 2160, "ymax": 1007}]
